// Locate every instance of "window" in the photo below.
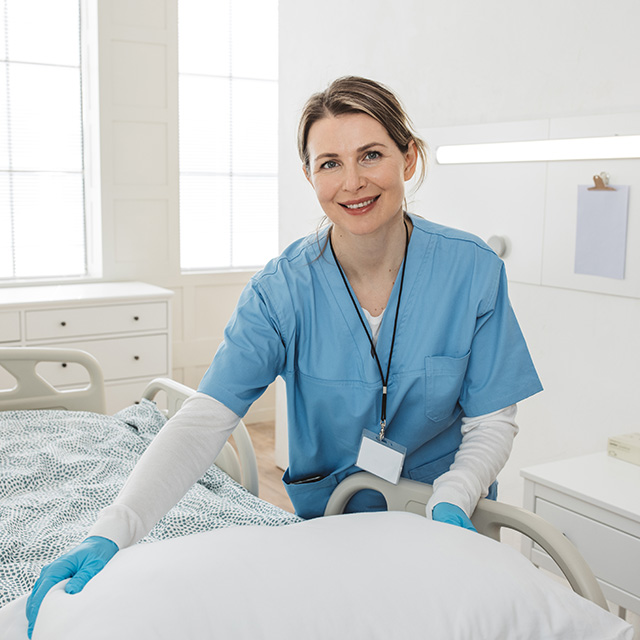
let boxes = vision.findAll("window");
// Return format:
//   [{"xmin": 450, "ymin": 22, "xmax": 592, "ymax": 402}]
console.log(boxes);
[
  {"xmin": 178, "ymin": 0, "xmax": 278, "ymax": 272},
  {"xmin": 0, "ymin": 0, "xmax": 88, "ymax": 281}
]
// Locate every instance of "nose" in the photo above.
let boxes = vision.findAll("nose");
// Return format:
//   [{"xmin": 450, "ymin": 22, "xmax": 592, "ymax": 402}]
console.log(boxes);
[{"xmin": 343, "ymin": 161, "xmax": 366, "ymax": 193}]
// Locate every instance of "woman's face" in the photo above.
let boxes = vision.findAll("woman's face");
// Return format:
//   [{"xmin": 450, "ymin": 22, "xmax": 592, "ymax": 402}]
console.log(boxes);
[{"xmin": 304, "ymin": 113, "xmax": 417, "ymax": 240}]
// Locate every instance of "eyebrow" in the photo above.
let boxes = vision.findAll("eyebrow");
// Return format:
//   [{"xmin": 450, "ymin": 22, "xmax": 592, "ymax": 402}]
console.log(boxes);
[{"xmin": 313, "ymin": 142, "xmax": 389, "ymax": 162}]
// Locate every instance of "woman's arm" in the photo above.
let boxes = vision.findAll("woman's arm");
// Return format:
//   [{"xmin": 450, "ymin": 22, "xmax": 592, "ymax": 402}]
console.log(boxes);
[
  {"xmin": 425, "ymin": 404, "xmax": 518, "ymax": 519},
  {"xmin": 88, "ymin": 392, "xmax": 241, "ymax": 549}
]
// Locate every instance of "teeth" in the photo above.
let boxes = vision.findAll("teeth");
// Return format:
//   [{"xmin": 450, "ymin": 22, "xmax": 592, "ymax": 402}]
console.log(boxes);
[{"xmin": 344, "ymin": 198, "xmax": 376, "ymax": 209}]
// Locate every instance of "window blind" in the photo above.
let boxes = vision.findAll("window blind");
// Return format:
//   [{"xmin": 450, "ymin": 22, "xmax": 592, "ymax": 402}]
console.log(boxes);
[
  {"xmin": 178, "ymin": 0, "xmax": 278, "ymax": 272},
  {"xmin": 0, "ymin": 0, "xmax": 86, "ymax": 281}
]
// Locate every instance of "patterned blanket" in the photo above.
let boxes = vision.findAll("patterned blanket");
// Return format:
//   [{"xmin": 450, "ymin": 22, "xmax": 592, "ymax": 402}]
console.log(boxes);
[{"xmin": 0, "ymin": 400, "xmax": 301, "ymax": 606}]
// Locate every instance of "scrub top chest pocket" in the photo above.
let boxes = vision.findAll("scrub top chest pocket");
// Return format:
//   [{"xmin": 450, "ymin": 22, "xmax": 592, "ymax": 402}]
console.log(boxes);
[{"xmin": 424, "ymin": 352, "xmax": 470, "ymax": 422}]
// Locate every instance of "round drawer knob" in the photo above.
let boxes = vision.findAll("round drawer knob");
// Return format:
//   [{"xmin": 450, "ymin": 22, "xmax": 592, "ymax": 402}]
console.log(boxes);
[
  {"xmin": 133, "ymin": 316, "xmax": 140, "ymax": 321},
  {"xmin": 61, "ymin": 363, "xmax": 67, "ymax": 368},
  {"xmin": 134, "ymin": 355, "xmax": 140, "ymax": 361},
  {"xmin": 60, "ymin": 321, "xmax": 67, "ymax": 327}
]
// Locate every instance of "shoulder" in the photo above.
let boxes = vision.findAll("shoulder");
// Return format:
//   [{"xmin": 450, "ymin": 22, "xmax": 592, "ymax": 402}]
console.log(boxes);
[
  {"xmin": 246, "ymin": 229, "xmax": 328, "ymax": 311},
  {"xmin": 258, "ymin": 231, "xmax": 325, "ymax": 278},
  {"xmin": 409, "ymin": 214, "xmax": 496, "ymax": 258},
  {"xmin": 237, "ymin": 230, "xmax": 327, "ymax": 340},
  {"xmin": 408, "ymin": 214, "xmax": 505, "ymax": 313}
]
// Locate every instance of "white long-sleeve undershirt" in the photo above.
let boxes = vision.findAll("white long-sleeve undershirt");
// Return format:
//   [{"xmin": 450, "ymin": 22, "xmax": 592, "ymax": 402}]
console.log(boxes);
[
  {"xmin": 425, "ymin": 404, "xmax": 518, "ymax": 518},
  {"xmin": 89, "ymin": 392, "xmax": 240, "ymax": 549}
]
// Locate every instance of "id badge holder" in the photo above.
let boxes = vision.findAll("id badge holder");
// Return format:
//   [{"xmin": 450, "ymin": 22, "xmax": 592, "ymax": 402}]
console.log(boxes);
[{"xmin": 356, "ymin": 429, "xmax": 407, "ymax": 485}]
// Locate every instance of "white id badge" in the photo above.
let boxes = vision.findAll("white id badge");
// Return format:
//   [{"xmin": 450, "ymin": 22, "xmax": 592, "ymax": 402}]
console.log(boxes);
[{"xmin": 356, "ymin": 429, "xmax": 407, "ymax": 485}]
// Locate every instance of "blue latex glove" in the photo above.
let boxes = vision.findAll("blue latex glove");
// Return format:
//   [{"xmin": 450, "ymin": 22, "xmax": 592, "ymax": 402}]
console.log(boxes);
[
  {"xmin": 432, "ymin": 502, "xmax": 477, "ymax": 532},
  {"xmin": 26, "ymin": 536, "xmax": 118, "ymax": 638}
]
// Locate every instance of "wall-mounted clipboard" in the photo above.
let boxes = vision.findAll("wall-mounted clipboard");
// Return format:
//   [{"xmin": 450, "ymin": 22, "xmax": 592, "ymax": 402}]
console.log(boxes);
[{"xmin": 574, "ymin": 174, "xmax": 630, "ymax": 280}]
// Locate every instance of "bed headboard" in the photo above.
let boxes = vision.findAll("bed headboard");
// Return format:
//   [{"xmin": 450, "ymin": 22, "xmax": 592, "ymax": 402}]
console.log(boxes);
[{"xmin": 0, "ymin": 347, "xmax": 106, "ymax": 413}]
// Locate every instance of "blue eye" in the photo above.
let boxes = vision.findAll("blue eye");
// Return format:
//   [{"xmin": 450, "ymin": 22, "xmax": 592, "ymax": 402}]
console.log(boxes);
[
  {"xmin": 320, "ymin": 160, "xmax": 339, "ymax": 170},
  {"xmin": 364, "ymin": 150, "xmax": 381, "ymax": 161}
]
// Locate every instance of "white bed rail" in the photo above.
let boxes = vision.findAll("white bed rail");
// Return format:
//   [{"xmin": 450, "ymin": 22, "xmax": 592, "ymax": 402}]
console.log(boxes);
[
  {"xmin": 0, "ymin": 347, "xmax": 106, "ymax": 413},
  {"xmin": 141, "ymin": 377, "xmax": 260, "ymax": 498},
  {"xmin": 325, "ymin": 471, "xmax": 608, "ymax": 609}
]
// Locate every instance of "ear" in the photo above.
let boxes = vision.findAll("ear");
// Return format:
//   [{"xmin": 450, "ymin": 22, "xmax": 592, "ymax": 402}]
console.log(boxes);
[
  {"xmin": 303, "ymin": 163, "xmax": 314, "ymax": 187},
  {"xmin": 403, "ymin": 140, "xmax": 418, "ymax": 181}
]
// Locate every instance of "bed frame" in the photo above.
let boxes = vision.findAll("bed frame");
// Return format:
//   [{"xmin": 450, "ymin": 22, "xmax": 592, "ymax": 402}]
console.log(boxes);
[
  {"xmin": 0, "ymin": 347, "xmax": 106, "ymax": 413},
  {"xmin": 0, "ymin": 347, "xmax": 608, "ymax": 609}
]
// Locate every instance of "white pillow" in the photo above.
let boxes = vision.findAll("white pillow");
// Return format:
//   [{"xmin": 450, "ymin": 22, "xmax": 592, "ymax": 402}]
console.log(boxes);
[{"xmin": 0, "ymin": 512, "xmax": 632, "ymax": 640}]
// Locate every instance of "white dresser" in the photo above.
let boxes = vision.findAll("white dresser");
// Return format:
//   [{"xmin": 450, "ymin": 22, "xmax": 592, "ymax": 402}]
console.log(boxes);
[
  {"xmin": 522, "ymin": 453, "xmax": 640, "ymax": 615},
  {"xmin": 0, "ymin": 282, "xmax": 173, "ymax": 413}
]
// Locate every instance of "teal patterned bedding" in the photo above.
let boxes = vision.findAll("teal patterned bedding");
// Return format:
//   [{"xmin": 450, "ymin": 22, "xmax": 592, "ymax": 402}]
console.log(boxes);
[{"xmin": 0, "ymin": 400, "xmax": 301, "ymax": 607}]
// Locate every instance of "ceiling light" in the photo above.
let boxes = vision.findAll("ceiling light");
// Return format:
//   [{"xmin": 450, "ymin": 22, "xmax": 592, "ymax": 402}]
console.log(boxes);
[{"xmin": 435, "ymin": 135, "xmax": 640, "ymax": 164}]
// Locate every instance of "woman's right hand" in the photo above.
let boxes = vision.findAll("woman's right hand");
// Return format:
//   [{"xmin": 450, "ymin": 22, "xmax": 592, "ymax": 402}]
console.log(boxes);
[{"xmin": 26, "ymin": 536, "xmax": 119, "ymax": 638}]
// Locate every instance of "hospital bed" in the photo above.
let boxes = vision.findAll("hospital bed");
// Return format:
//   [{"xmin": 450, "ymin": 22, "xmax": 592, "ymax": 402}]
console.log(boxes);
[{"xmin": 0, "ymin": 347, "xmax": 633, "ymax": 640}]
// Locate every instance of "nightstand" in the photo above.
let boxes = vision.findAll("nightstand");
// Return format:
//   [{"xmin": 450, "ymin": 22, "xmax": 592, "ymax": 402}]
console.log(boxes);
[{"xmin": 521, "ymin": 452, "xmax": 640, "ymax": 615}]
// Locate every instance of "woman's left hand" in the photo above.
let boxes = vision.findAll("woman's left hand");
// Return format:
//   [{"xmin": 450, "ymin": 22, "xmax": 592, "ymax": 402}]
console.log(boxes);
[{"xmin": 432, "ymin": 502, "xmax": 477, "ymax": 532}]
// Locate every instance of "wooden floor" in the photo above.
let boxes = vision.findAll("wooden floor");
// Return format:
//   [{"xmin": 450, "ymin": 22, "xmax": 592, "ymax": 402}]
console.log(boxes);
[{"xmin": 244, "ymin": 421, "xmax": 295, "ymax": 513}]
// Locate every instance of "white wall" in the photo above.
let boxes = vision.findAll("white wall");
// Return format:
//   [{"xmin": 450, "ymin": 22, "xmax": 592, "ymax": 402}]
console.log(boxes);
[{"xmin": 278, "ymin": 0, "xmax": 640, "ymax": 505}]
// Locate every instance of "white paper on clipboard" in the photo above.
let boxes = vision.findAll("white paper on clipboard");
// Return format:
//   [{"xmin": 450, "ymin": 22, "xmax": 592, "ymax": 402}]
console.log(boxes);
[{"xmin": 575, "ymin": 185, "xmax": 629, "ymax": 280}]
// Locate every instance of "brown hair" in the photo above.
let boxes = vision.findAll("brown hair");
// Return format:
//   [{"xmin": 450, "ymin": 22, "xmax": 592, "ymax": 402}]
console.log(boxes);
[{"xmin": 297, "ymin": 76, "xmax": 428, "ymax": 190}]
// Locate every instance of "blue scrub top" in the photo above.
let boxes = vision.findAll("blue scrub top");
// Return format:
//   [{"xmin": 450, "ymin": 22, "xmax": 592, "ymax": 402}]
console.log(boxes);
[{"xmin": 199, "ymin": 214, "xmax": 543, "ymax": 518}]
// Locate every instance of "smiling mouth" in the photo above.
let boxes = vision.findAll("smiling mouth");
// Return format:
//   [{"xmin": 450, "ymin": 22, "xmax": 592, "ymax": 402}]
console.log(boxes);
[{"xmin": 340, "ymin": 196, "xmax": 379, "ymax": 210}]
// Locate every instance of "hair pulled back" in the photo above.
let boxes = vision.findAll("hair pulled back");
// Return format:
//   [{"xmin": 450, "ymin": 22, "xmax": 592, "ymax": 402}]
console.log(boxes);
[{"xmin": 297, "ymin": 76, "xmax": 427, "ymax": 190}]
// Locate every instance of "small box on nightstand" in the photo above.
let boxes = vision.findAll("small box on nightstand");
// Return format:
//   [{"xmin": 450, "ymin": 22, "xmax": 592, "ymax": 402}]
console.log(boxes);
[{"xmin": 608, "ymin": 433, "xmax": 640, "ymax": 467}]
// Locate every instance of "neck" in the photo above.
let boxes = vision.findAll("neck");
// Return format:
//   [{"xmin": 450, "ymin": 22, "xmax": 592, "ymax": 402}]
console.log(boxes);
[
  {"xmin": 330, "ymin": 214, "xmax": 410, "ymax": 284},
  {"xmin": 330, "ymin": 214, "xmax": 411, "ymax": 316}
]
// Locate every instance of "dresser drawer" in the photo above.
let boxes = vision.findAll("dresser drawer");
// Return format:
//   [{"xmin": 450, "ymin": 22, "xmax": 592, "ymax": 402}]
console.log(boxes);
[
  {"xmin": 26, "ymin": 302, "xmax": 168, "ymax": 340},
  {"xmin": 105, "ymin": 380, "xmax": 168, "ymax": 415},
  {"xmin": 39, "ymin": 335, "xmax": 168, "ymax": 385},
  {"xmin": 535, "ymin": 498, "xmax": 640, "ymax": 597},
  {"xmin": 0, "ymin": 312, "xmax": 21, "ymax": 342}
]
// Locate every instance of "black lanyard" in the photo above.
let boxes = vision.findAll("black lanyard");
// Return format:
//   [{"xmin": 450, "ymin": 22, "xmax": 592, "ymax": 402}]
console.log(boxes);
[{"xmin": 329, "ymin": 219, "xmax": 409, "ymax": 441}]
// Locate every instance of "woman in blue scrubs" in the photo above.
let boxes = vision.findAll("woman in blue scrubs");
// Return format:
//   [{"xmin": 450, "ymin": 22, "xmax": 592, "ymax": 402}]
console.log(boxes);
[
  {"xmin": 198, "ymin": 76, "xmax": 541, "ymax": 519},
  {"xmin": 26, "ymin": 76, "xmax": 542, "ymax": 637}
]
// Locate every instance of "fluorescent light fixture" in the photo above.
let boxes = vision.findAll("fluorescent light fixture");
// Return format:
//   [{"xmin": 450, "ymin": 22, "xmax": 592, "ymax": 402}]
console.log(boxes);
[{"xmin": 435, "ymin": 134, "xmax": 640, "ymax": 164}]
